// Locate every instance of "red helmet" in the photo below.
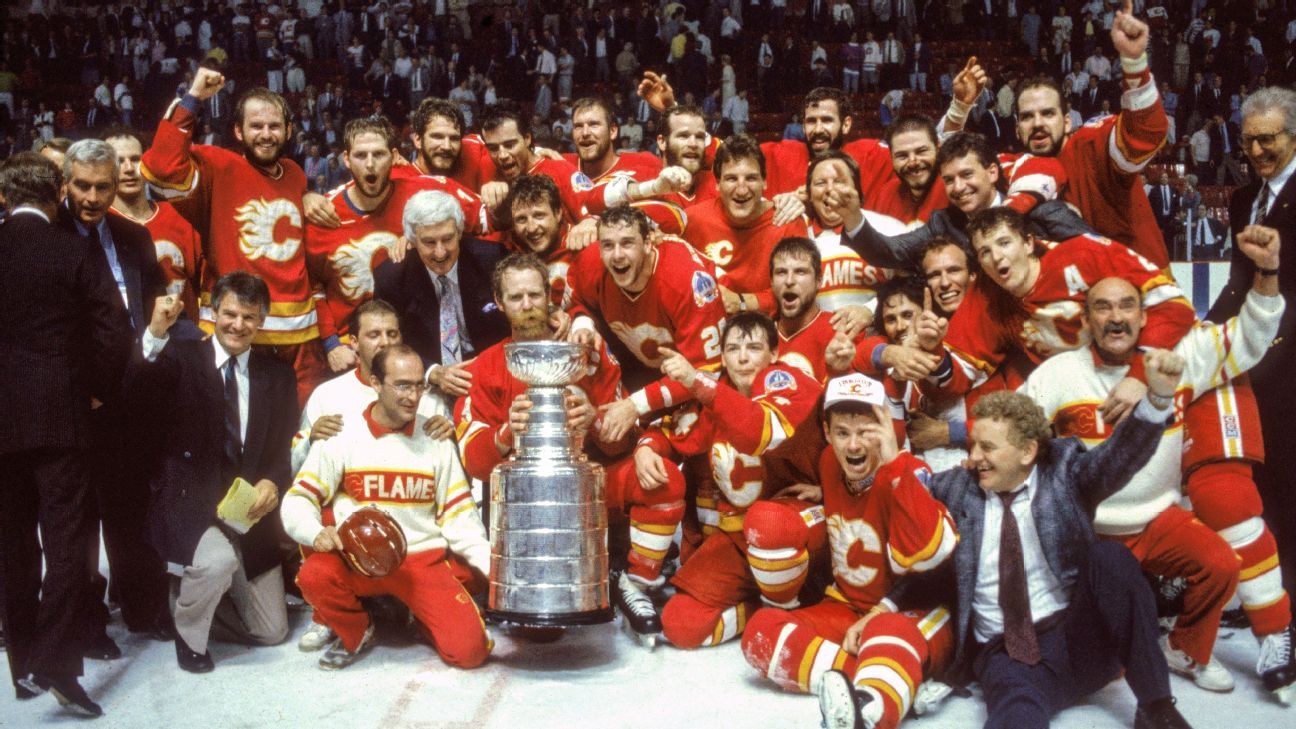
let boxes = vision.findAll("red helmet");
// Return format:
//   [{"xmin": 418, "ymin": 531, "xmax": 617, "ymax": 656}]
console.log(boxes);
[{"xmin": 337, "ymin": 508, "xmax": 408, "ymax": 578}]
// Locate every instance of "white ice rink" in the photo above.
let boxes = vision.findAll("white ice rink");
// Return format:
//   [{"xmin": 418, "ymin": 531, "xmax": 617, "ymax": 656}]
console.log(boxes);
[{"xmin": 2, "ymin": 605, "xmax": 1290, "ymax": 728}]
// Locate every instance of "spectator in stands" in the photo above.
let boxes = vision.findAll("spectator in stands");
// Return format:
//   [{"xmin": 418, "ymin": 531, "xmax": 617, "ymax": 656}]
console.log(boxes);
[
  {"xmin": 1022, "ymin": 4, "xmax": 1042, "ymax": 56},
  {"xmin": 908, "ymin": 33, "xmax": 931, "ymax": 92},
  {"xmin": 862, "ymin": 31, "xmax": 882, "ymax": 93},
  {"xmin": 723, "ymin": 89, "xmax": 750, "ymax": 135}
]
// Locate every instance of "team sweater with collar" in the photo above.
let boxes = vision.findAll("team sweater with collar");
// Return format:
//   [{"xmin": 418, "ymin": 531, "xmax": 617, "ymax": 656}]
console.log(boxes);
[
  {"xmin": 1021, "ymin": 289, "xmax": 1283, "ymax": 536},
  {"xmin": 283, "ymin": 403, "xmax": 489, "ymax": 574}
]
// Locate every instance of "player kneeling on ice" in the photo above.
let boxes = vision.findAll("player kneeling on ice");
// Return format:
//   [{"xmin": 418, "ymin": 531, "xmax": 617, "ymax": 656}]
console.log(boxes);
[
  {"xmin": 282, "ymin": 344, "xmax": 493, "ymax": 670},
  {"xmin": 741, "ymin": 374, "xmax": 959, "ymax": 729}
]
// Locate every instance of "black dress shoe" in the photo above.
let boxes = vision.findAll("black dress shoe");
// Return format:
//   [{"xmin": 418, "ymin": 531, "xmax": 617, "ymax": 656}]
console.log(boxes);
[
  {"xmin": 33, "ymin": 675, "xmax": 103, "ymax": 718},
  {"xmin": 1135, "ymin": 697, "xmax": 1192, "ymax": 729},
  {"xmin": 174, "ymin": 636, "xmax": 214, "ymax": 673},
  {"xmin": 83, "ymin": 633, "xmax": 121, "ymax": 661}
]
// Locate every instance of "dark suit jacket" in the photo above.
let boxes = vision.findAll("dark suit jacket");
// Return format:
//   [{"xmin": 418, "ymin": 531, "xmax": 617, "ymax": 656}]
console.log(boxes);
[
  {"xmin": 842, "ymin": 199, "xmax": 1093, "ymax": 272},
  {"xmin": 373, "ymin": 237, "xmax": 509, "ymax": 368},
  {"xmin": 1207, "ymin": 173, "xmax": 1296, "ymax": 395},
  {"xmin": 129, "ymin": 338, "xmax": 298, "ymax": 577},
  {"xmin": 888, "ymin": 405, "xmax": 1168, "ymax": 682},
  {"xmin": 0, "ymin": 211, "xmax": 133, "ymax": 454},
  {"xmin": 1147, "ymin": 184, "xmax": 1180, "ymax": 225},
  {"xmin": 58, "ymin": 205, "xmax": 165, "ymax": 338},
  {"xmin": 1208, "ymin": 121, "xmax": 1240, "ymax": 164}
]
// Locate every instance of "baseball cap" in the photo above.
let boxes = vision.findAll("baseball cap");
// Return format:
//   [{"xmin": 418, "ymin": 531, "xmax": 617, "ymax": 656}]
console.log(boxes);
[{"xmin": 823, "ymin": 374, "xmax": 887, "ymax": 411}]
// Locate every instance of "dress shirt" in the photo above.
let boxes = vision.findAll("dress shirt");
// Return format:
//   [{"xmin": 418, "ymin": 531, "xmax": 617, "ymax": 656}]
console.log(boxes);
[
  {"xmin": 972, "ymin": 467, "xmax": 1069, "ymax": 643},
  {"xmin": 76, "ymin": 217, "xmax": 129, "ymax": 312},
  {"xmin": 141, "ymin": 332, "xmax": 249, "ymax": 444},
  {"xmin": 1254, "ymin": 152, "xmax": 1296, "ymax": 224}
]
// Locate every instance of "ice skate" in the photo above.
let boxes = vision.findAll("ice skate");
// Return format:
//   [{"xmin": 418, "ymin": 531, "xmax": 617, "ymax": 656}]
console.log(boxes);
[
  {"xmin": 1257, "ymin": 624, "xmax": 1296, "ymax": 704},
  {"xmin": 910, "ymin": 679, "xmax": 955, "ymax": 717},
  {"xmin": 817, "ymin": 669, "xmax": 882, "ymax": 729},
  {"xmin": 612, "ymin": 570, "xmax": 662, "ymax": 649}
]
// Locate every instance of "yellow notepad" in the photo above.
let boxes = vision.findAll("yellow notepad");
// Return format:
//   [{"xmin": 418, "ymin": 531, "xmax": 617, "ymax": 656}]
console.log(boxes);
[{"xmin": 216, "ymin": 477, "xmax": 261, "ymax": 534}]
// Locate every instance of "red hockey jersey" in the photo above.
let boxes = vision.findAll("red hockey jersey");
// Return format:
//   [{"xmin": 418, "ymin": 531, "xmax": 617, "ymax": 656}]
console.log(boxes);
[
  {"xmin": 638, "ymin": 363, "xmax": 823, "ymax": 534},
  {"xmin": 568, "ymin": 237, "xmax": 727, "ymax": 414},
  {"xmin": 453, "ymin": 335, "xmax": 625, "ymax": 480},
  {"xmin": 562, "ymin": 150, "xmax": 664, "ymax": 184},
  {"xmin": 140, "ymin": 101, "xmax": 316, "ymax": 344},
  {"xmin": 681, "ymin": 198, "xmax": 811, "ymax": 308},
  {"xmin": 113, "ymin": 202, "xmax": 203, "ymax": 320},
  {"xmin": 778, "ymin": 309, "xmax": 845, "ymax": 383},
  {"xmin": 820, "ymin": 449, "xmax": 957, "ymax": 612},
  {"xmin": 1001, "ymin": 64, "xmax": 1169, "ymax": 267},
  {"xmin": 944, "ymin": 233, "xmax": 1194, "ymax": 391}
]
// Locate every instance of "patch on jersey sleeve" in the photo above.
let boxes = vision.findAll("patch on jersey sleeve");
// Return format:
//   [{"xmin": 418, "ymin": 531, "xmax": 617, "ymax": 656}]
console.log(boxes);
[
  {"xmin": 763, "ymin": 369, "xmax": 796, "ymax": 392},
  {"xmin": 691, "ymin": 270, "xmax": 719, "ymax": 307},
  {"xmin": 571, "ymin": 171, "xmax": 594, "ymax": 192}
]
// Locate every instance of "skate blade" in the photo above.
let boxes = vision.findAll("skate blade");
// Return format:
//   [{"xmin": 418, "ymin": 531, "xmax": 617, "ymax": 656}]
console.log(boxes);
[
  {"xmin": 618, "ymin": 612, "xmax": 658, "ymax": 650},
  {"xmin": 1274, "ymin": 682, "xmax": 1295, "ymax": 705}
]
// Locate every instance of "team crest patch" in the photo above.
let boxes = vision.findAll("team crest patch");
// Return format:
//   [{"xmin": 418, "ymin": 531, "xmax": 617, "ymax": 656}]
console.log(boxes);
[
  {"xmin": 571, "ymin": 171, "xmax": 594, "ymax": 192},
  {"xmin": 764, "ymin": 369, "xmax": 795, "ymax": 392},
  {"xmin": 692, "ymin": 271, "xmax": 719, "ymax": 307}
]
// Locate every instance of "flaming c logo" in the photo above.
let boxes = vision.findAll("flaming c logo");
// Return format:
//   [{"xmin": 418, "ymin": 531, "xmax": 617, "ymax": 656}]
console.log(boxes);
[
  {"xmin": 235, "ymin": 198, "xmax": 302, "ymax": 262},
  {"xmin": 331, "ymin": 232, "xmax": 396, "ymax": 301}
]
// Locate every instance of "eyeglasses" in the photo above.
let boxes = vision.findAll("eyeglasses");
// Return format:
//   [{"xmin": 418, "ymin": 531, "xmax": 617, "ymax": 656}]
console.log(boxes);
[
  {"xmin": 1241, "ymin": 131, "xmax": 1291, "ymax": 149},
  {"xmin": 387, "ymin": 382, "xmax": 427, "ymax": 396}
]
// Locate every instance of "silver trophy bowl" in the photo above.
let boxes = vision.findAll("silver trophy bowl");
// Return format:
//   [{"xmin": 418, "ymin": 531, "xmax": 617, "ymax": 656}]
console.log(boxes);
[
  {"xmin": 487, "ymin": 340, "xmax": 612, "ymax": 627},
  {"xmin": 503, "ymin": 340, "xmax": 590, "ymax": 387}
]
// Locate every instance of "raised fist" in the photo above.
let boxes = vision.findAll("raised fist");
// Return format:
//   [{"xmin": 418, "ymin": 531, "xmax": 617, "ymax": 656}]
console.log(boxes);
[
  {"xmin": 1143, "ymin": 348, "xmax": 1185, "ymax": 400},
  {"xmin": 188, "ymin": 67, "xmax": 226, "ymax": 101},
  {"xmin": 1237, "ymin": 224, "xmax": 1281, "ymax": 271}
]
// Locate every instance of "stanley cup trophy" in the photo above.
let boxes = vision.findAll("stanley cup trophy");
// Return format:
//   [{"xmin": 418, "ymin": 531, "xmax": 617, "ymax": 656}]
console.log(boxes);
[{"xmin": 486, "ymin": 340, "xmax": 614, "ymax": 626}]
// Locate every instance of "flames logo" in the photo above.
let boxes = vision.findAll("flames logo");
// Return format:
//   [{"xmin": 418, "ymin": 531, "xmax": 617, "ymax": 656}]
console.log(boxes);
[
  {"xmin": 1020, "ymin": 300, "xmax": 1087, "ymax": 359},
  {"xmin": 704, "ymin": 240, "xmax": 735, "ymax": 268},
  {"xmin": 710, "ymin": 441, "xmax": 764, "ymax": 508},
  {"xmin": 153, "ymin": 240, "xmax": 187, "ymax": 295},
  {"xmin": 827, "ymin": 515, "xmax": 883, "ymax": 588},
  {"xmin": 608, "ymin": 321, "xmax": 674, "ymax": 366},
  {"xmin": 331, "ymin": 232, "xmax": 396, "ymax": 302},
  {"xmin": 234, "ymin": 198, "xmax": 303, "ymax": 262}
]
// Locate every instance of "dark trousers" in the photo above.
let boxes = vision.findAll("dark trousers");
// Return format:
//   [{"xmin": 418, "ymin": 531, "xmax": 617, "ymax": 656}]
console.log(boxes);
[
  {"xmin": 0, "ymin": 447, "xmax": 95, "ymax": 686},
  {"xmin": 86, "ymin": 412, "xmax": 167, "ymax": 635},
  {"xmin": 1254, "ymin": 378, "xmax": 1296, "ymax": 600},
  {"xmin": 973, "ymin": 541, "xmax": 1170, "ymax": 729}
]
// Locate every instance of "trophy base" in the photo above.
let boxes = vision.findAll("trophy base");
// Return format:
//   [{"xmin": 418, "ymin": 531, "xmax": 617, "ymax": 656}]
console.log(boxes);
[{"xmin": 485, "ymin": 606, "xmax": 615, "ymax": 628}]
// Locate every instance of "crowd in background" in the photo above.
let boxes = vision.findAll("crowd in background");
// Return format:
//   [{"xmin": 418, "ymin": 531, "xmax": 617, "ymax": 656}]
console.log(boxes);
[{"xmin": 0, "ymin": 0, "xmax": 1293, "ymax": 258}]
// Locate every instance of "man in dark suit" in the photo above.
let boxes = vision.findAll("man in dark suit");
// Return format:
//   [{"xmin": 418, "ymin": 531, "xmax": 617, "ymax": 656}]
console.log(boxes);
[
  {"xmin": 1147, "ymin": 172, "xmax": 1181, "ymax": 257},
  {"xmin": 876, "ymin": 384, "xmax": 1192, "ymax": 729},
  {"xmin": 1208, "ymin": 114, "xmax": 1245, "ymax": 185},
  {"xmin": 372, "ymin": 61, "xmax": 403, "ymax": 106},
  {"xmin": 57, "ymin": 138, "xmax": 170, "ymax": 659},
  {"xmin": 375, "ymin": 189, "xmax": 509, "ymax": 402},
  {"xmin": 1208, "ymin": 87, "xmax": 1296, "ymax": 617},
  {"xmin": 0, "ymin": 152, "xmax": 132, "ymax": 716},
  {"xmin": 131, "ymin": 272, "xmax": 296, "ymax": 673}
]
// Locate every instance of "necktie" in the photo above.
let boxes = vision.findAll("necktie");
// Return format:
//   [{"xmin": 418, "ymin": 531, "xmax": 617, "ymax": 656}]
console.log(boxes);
[
  {"xmin": 224, "ymin": 357, "xmax": 242, "ymax": 468},
  {"xmin": 1255, "ymin": 183, "xmax": 1271, "ymax": 224},
  {"xmin": 997, "ymin": 490, "xmax": 1041, "ymax": 665},
  {"xmin": 1163, "ymin": 186, "xmax": 1171, "ymax": 215},
  {"xmin": 438, "ymin": 274, "xmax": 462, "ymax": 364}
]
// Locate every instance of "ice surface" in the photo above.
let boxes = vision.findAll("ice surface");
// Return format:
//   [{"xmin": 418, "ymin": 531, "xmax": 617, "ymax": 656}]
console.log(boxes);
[{"xmin": 2, "ymin": 610, "xmax": 1289, "ymax": 728}]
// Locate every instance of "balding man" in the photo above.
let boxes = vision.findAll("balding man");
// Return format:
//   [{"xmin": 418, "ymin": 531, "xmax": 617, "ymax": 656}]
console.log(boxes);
[{"xmin": 1024, "ymin": 223, "xmax": 1294, "ymax": 701}]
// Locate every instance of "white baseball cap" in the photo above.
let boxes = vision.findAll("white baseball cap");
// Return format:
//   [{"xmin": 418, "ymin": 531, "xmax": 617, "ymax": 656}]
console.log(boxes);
[{"xmin": 823, "ymin": 374, "xmax": 887, "ymax": 411}]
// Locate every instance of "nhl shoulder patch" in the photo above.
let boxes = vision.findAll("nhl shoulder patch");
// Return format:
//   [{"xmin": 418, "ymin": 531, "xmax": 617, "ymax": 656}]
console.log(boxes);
[
  {"xmin": 763, "ymin": 368, "xmax": 796, "ymax": 392},
  {"xmin": 571, "ymin": 171, "xmax": 594, "ymax": 192},
  {"xmin": 691, "ymin": 270, "xmax": 719, "ymax": 307}
]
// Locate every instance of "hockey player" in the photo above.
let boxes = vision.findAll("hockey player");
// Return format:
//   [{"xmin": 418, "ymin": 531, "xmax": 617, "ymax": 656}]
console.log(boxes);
[
  {"xmin": 404, "ymin": 97, "xmax": 496, "ymax": 192},
  {"xmin": 105, "ymin": 127, "xmax": 203, "ymax": 324},
  {"xmin": 284, "ymin": 344, "xmax": 492, "ymax": 671},
  {"xmin": 770, "ymin": 236, "xmax": 867, "ymax": 383},
  {"xmin": 453, "ymin": 254, "xmax": 686, "ymax": 638},
  {"xmin": 682, "ymin": 134, "xmax": 811, "ymax": 314},
  {"xmin": 636, "ymin": 69, "xmax": 988, "ymax": 202},
  {"xmin": 1021, "ymin": 225, "xmax": 1295, "ymax": 701},
  {"xmin": 653, "ymin": 105, "xmax": 718, "ymax": 208},
  {"xmin": 564, "ymin": 97, "xmax": 663, "ymax": 183},
  {"xmin": 568, "ymin": 207, "xmax": 728, "ymax": 442},
  {"xmin": 506, "ymin": 174, "xmax": 582, "ymax": 310},
  {"xmin": 806, "ymin": 151, "xmax": 904, "ymax": 312},
  {"xmin": 306, "ymin": 117, "xmax": 490, "ymax": 373},
  {"xmin": 140, "ymin": 67, "xmax": 327, "ymax": 405},
  {"xmin": 648, "ymin": 313, "xmax": 826, "ymax": 649},
  {"xmin": 1009, "ymin": 1, "xmax": 1171, "ymax": 267},
  {"xmin": 840, "ymin": 132, "xmax": 1078, "ymax": 272},
  {"xmin": 741, "ymin": 373, "xmax": 957, "ymax": 729}
]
